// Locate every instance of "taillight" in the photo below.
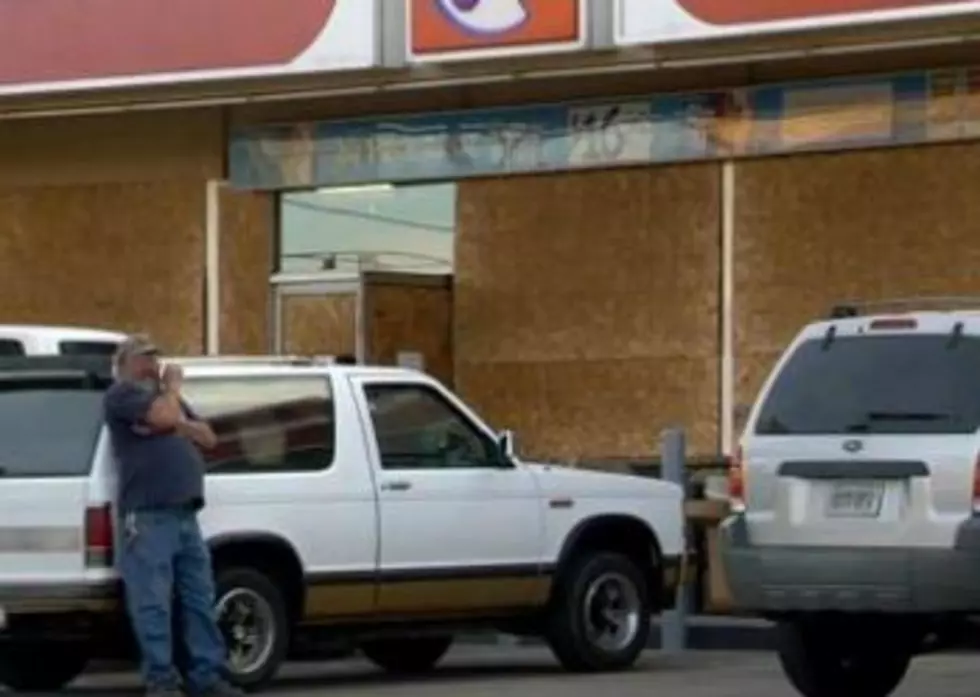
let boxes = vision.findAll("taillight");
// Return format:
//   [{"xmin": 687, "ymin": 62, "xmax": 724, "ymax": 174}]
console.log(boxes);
[
  {"xmin": 972, "ymin": 455, "xmax": 980, "ymax": 514},
  {"xmin": 728, "ymin": 446, "xmax": 746, "ymax": 512},
  {"xmin": 85, "ymin": 504, "xmax": 114, "ymax": 568}
]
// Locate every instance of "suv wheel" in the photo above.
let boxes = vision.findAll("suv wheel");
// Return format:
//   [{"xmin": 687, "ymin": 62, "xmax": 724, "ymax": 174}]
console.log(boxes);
[
  {"xmin": 777, "ymin": 617, "xmax": 915, "ymax": 697},
  {"xmin": 361, "ymin": 636, "xmax": 453, "ymax": 674},
  {"xmin": 214, "ymin": 567, "xmax": 290, "ymax": 692},
  {"xmin": 0, "ymin": 641, "xmax": 88, "ymax": 691},
  {"xmin": 546, "ymin": 551, "xmax": 651, "ymax": 672}
]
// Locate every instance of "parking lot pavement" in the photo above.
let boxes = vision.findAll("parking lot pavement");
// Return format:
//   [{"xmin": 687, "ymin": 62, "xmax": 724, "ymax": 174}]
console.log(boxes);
[{"xmin": 40, "ymin": 647, "xmax": 980, "ymax": 696}]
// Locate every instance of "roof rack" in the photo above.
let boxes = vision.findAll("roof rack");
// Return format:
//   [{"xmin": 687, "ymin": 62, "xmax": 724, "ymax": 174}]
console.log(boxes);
[
  {"xmin": 830, "ymin": 296, "xmax": 980, "ymax": 319},
  {"xmin": 171, "ymin": 355, "xmax": 339, "ymax": 367}
]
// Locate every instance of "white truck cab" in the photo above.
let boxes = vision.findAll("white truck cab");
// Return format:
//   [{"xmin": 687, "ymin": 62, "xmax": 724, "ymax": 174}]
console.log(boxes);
[{"xmin": 0, "ymin": 354, "xmax": 685, "ymax": 692}]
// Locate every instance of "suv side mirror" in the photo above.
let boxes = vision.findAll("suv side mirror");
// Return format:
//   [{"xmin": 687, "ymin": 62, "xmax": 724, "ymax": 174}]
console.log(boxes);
[{"xmin": 497, "ymin": 430, "xmax": 516, "ymax": 462}]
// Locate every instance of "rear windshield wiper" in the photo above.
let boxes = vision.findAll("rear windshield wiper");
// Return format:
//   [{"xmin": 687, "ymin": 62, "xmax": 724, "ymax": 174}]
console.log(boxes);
[
  {"xmin": 865, "ymin": 411, "xmax": 951, "ymax": 422},
  {"xmin": 844, "ymin": 411, "xmax": 952, "ymax": 433}
]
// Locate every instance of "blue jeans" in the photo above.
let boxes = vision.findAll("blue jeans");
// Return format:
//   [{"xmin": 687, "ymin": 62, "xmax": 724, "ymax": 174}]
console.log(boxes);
[{"xmin": 118, "ymin": 508, "xmax": 227, "ymax": 693}]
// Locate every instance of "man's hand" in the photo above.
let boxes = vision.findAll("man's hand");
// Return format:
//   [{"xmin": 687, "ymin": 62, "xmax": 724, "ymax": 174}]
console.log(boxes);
[{"xmin": 161, "ymin": 364, "xmax": 184, "ymax": 393}]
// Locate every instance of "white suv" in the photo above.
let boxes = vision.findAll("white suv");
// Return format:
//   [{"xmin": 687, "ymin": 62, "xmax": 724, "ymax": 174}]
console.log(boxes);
[
  {"xmin": 0, "ymin": 354, "xmax": 685, "ymax": 692},
  {"xmin": 722, "ymin": 299, "xmax": 980, "ymax": 697},
  {"xmin": 0, "ymin": 325, "xmax": 125, "ymax": 356}
]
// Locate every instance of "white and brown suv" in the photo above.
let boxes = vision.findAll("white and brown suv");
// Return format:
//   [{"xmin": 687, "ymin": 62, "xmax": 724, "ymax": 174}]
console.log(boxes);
[{"xmin": 0, "ymin": 354, "xmax": 685, "ymax": 692}]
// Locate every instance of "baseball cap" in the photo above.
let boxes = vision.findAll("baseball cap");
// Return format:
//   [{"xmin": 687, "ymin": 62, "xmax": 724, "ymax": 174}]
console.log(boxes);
[{"xmin": 113, "ymin": 333, "xmax": 160, "ymax": 368}]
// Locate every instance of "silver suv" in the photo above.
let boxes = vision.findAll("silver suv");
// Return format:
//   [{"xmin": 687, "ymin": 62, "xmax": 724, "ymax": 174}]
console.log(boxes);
[{"xmin": 722, "ymin": 298, "xmax": 980, "ymax": 697}]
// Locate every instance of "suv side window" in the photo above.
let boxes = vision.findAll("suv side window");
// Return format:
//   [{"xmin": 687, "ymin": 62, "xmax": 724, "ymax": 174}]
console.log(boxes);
[
  {"xmin": 0, "ymin": 340, "xmax": 24, "ymax": 356},
  {"xmin": 364, "ymin": 384, "xmax": 498, "ymax": 470},
  {"xmin": 182, "ymin": 376, "xmax": 336, "ymax": 474}
]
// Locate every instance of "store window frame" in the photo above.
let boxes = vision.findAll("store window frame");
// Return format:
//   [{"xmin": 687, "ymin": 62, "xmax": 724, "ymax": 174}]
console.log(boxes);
[{"xmin": 269, "ymin": 182, "xmax": 457, "ymax": 357}]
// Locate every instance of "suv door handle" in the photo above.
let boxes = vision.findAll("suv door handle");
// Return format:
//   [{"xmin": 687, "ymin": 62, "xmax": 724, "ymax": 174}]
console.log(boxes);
[{"xmin": 381, "ymin": 480, "xmax": 412, "ymax": 492}]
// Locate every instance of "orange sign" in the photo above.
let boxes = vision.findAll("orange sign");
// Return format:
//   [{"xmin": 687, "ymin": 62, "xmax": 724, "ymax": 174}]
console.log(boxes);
[
  {"xmin": 408, "ymin": 0, "xmax": 584, "ymax": 62},
  {"xmin": 678, "ymin": 0, "xmax": 976, "ymax": 24}
]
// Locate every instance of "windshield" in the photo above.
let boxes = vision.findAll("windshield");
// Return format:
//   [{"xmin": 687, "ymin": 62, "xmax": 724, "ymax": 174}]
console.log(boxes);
[
  {"xmin": 755, "ymin": 334, "xmax": 980, "ymax": 436},
  {"xmin": 0, "ymin": 382, "xmax": 104, "ymax": 477}
]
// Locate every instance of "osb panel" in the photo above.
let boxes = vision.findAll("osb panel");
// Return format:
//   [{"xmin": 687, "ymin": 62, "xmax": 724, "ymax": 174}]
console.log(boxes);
[
  {"xmin": 455, "ymin": 166, "xmax": 721, "ymax": 460},
  {"xmin": 364, "ymin": 278, "xmax": 453, "ymax": 387},
  {"xmin": 219, "ymin": 188, "xmax": 273, "ymax": 354},
  {"xmin": 735, "ymin": 142, "xmax": 980, "ymax": 410},
  {"xmin": 0, "ymin": 108, "xmax": 223, "ymax": 187},
  {"xmin": 282, "ymin": 294, "xmax": 356, "ymax": 357},
  {"xmin": 0, "ymin": 180, "xmax": 206, "ymax": 353}
]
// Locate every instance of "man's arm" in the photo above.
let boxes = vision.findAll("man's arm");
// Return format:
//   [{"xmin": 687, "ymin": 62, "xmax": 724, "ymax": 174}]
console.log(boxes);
[
  {"xmin": 105, "ymin": 382, "xmax": 183, "ymax": 432},
  {"xmin": 146, "ymin": 388, "xmax": 184, "ymax": 432},
  {"xmin": 176, "ymin": 418, "xmax": 218, "ymax": 450},
  {"xmin": 176, "ymin": 399, "xmax": 217, "ymax": 449}
]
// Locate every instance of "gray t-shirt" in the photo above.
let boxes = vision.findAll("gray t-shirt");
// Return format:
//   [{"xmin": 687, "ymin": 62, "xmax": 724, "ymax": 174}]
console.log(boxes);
[{"xmin": 103, "ymin": 381, "xmax": 206, "ymax": 513}]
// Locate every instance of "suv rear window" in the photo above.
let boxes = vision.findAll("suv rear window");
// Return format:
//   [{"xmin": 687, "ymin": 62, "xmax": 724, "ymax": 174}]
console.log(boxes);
[
  {"xmin": 59, "ymin": 340, "xmax": 120, "ymax": 356},
  {"xmin": 0, "ymin": 378, "xmax": 104, "ymax": 477},
  {"xmin": 0, "ymin": 340, "xmax": 24, "ymax": 356},
  {"xmin": 756, "ymin": 334, "xmax": 980, "ymax": 435}
]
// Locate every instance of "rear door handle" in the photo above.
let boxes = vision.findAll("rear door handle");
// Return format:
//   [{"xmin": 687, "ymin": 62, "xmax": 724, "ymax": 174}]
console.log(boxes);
[{"xmin": 381, "ymin": 480, "xmax": 412, "ymax": 492}]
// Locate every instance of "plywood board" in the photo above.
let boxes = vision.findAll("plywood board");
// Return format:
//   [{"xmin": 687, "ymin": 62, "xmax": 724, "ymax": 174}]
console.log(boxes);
[
  {"xmin": 0, "ymin": 108, "xmax": 222, "ymax": 188},
  {"xmin": 281, "ymin": 293, "xmax": 356, "ymax": 357},
  {"xmin": 363, "ymin": 273, "xmax": 453, "ymax": 387},
  {"xmin": 734, "ymin": 142, "xmax": 980, "ymax": 414},
  {"xmin": 219, "ymin": 187, "xmax": 274, "ymax": 354},
  {"xmin": 0, "ymin": 180, "xmax": 207, "ymax": 353},
  {"xmin": 455, "ymin": 165, "xmax": 721, "ymax": 460}
]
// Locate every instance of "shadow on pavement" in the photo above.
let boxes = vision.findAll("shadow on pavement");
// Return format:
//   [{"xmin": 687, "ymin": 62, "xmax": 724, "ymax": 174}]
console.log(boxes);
[{"xmin": 58, "ymin": 655, "xmax": 572, "ymax": 695}]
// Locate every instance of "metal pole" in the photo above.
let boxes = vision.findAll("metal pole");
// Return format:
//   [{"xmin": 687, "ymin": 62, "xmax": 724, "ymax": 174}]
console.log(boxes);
[
  {"xmin": 660, "ymin": 428, "xmax": 688, "ymax": 653},
  {"xmin": 204, "ymin": 179, "xmax": 222, "ymax": 356}
]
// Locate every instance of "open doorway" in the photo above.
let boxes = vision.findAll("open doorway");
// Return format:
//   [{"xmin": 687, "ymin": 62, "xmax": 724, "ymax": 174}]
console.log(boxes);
[{"xmin": 272, "ymin": 182, "xmax": 456, "ymax": 377}]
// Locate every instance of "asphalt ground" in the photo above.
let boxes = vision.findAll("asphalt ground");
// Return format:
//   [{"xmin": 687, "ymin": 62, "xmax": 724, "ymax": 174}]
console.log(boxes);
[{"xmin": 42, "ymin": 645, "xmax": 980, "ymax": 697}]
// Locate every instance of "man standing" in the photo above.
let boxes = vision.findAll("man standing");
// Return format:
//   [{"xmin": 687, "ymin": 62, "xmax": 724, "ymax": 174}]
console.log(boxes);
[{"xmin": 104, "ymin": 335, "xmax": 241, "ymax": 697}]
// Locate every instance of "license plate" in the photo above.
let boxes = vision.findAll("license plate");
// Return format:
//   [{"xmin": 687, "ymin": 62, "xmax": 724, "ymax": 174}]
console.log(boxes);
[{"xmin": 826, "ymin": 481, "xmax": 884, "ymax": 518}]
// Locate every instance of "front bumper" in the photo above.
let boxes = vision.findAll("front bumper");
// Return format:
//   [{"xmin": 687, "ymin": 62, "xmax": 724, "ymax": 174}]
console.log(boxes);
[{"xmin": 721, "ymin": 514, "xmax": 980, "ymax": 614}]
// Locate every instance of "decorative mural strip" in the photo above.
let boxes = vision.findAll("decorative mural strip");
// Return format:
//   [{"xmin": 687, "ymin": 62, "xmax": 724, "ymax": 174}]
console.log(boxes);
[{"xmin": 229, "ymin": 65, "xmax": 980, "ymax": 190}]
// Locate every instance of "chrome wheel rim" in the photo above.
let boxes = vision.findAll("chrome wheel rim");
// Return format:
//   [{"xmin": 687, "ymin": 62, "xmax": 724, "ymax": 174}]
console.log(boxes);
[
  {"xmin": 582, "ymin": 571, "xmax": 641, "ymax": 653},
  {"xmin": 216, "ymin": 588, "xmax": 275, "ymax": 677}
]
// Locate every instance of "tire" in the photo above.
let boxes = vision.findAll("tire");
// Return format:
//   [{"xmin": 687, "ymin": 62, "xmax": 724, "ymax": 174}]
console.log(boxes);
[
  {"xmin": 545, "ymin": 551, "xmax": 651, "ymax": 672},
  {"xmin": 213, "ymin": 566, "xmax": 290, "ymax": 692},
  {"xmin": 361, "ymin": 636, "xmax": 454, "ymax": 674},
  {"xmin": 776, "ymin": 617, "xmax": 915, "ymax": 697},
  {"xmin": 0, "ymin": 640, "xmax": 89, "ymax": 691}
]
